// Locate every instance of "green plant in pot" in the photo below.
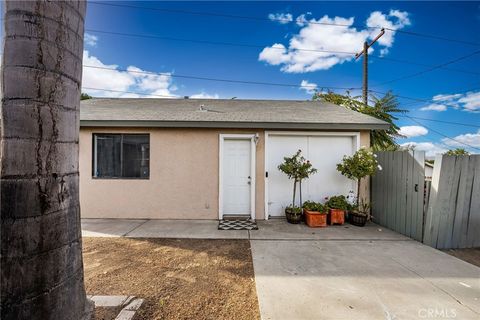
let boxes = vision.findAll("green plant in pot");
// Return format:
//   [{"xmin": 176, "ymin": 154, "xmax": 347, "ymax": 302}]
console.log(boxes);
[
  {"xmin": 336, "ymin": 147, "xmax": 380, "ymax": 225},
  {"xmin": 303, "ymin": 201, "xmax": 328, "ymax": 227},
  {"xmin": 350, "ymin": 201, "xmax": 372, "ymax": 227},
  {"xmin": 278, "ymin": 150, "xmax": 317, "ymax": 224},
  {"xmin": 325, "ymin": 195, "xmax": 350, "ymax": 225}
]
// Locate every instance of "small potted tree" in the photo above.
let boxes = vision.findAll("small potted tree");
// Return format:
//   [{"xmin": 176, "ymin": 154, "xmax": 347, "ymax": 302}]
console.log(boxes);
[
  {"xmin": 278, "ymin": 150, "xmax": 317, "ymax": 224},
  {"xmin": 325, "ymin": 195, "xmax": 350, "ymax": 225},
  {"xmin": 303, "ymin": 201, "xmax": 328, "ymax": 227},
  {"xmin": 336, "ymin": 148, "xmax": 380, "ymax": 226}
]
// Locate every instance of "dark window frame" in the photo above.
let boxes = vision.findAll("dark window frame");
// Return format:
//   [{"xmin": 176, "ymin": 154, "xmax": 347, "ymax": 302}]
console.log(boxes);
[{"xmin": 92, "ymin": 133, "xmax": 150, "ymax": 180}]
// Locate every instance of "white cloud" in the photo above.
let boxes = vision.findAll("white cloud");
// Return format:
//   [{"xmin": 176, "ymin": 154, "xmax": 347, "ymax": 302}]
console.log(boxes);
[
  {"xmin": 420, "ymin": 103, "xmax": 448, "ymax": 112},
  {"xmin": 268, "ymin": 13, "xmax": 293, "ymax": 24},
  {"xmin": 400, "ymin": 142, "xmax": 447, "ymax": 158},
  {"xmin": 82, "ymin": 51, "xmax": 177, "ymax": 98},
  {"xmin": 458, "ymin": 91, "xmax": 480, "ymax": 112},
  {"xmin": 259, "ymin": 10, "xmax": 410, "ymax": 73},
  {"xmin": 442, "ymin": 129, "xmax": 480, "ymax": 149},
  {"xmin": 295, "ymin": 13, "xmax": 312, "ymax": 27},
  {"xmin": 299, "ymin": 80, "xmax": 317, "ymax": 94},
  {"xmin": 190, "ymin": 92, "xmax": 220, "ymax": 99},
  {"xmin": 84, "ymin": 33, "xmax": 98, "ymax": 47},
  {"xmin": 366, "ymin": 10, "xmax": 410, "ymax": 48},
  {"xmin": 399, "ymin": 126, "xmax": 428, "ymax": 138},
  {"xmin": 432, "ymin": 93, "xmax": 463, "ymax": 102},
  {"xmin": 421, "ymin": 90, "xmax": 480, "ymax": 113},
  {"xmin": 401, "ymin": 130, "xmax": 480, "ymax": 158}
]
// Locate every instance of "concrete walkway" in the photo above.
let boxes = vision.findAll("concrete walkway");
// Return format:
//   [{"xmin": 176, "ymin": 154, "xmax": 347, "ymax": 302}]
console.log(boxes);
[
  {"xmin": 252, "ymin": 239, "xmax": 480, "ymax": 320},
  {"xmin": 82, "ymin": 219, "xmax": 480, "ymax": 319},
  {"xmin": 81, "ymin": 218, "xmax": 408, "ymax": 240}
]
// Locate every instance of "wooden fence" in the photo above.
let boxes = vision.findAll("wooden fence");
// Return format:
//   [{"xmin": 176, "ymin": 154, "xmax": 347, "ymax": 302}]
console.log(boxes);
[
  {"xmin": 372, "ymin": 151, "xmax": 425, "ymax": 242},
  {"xmin": 423, "ymin": 155, "xmax": 480, "ymax": 249}
]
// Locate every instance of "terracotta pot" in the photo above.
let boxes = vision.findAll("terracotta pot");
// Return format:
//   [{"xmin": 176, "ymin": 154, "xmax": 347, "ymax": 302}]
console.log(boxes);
[
  {"xmin": 328, "ymin": 209, "xmax": 345, "ymax": 225},
  {"xmin": 304, "ymin": 210, "xmax": 327, "ymax": 227}
]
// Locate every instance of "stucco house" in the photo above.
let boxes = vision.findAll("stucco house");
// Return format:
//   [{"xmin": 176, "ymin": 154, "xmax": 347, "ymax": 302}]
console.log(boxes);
[{"xmin": 79, "ymin": 98, "xmax": 389, "ymax": 221}]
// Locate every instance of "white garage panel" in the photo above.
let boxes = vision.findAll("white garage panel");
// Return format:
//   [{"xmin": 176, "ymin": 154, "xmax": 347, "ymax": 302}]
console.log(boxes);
[{"xmin": 266, "ymin": 133, "xmax": 358, "ymax": 218}]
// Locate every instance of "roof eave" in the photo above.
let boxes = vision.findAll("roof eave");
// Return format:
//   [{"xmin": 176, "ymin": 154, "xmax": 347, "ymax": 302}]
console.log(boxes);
[{"xmin": 80, "ymin": 120, "xmax": 390, "ymax": 130}]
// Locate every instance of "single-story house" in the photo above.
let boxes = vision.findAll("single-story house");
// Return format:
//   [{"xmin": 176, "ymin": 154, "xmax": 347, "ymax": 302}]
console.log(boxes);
[{"xmin": 79, "ymin": 98, "xmax": 389, "ymax": 220}]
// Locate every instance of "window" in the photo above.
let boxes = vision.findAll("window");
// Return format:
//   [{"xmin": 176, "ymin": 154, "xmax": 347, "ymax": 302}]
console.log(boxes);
[{"xmin": 93, "ymin": 134, "xmax": 150, "ymax": 179}]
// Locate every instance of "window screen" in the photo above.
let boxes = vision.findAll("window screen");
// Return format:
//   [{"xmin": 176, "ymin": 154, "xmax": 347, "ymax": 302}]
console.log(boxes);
[{"xmin": 93, "ymin": 134, "xmax": 149, "ymax": 179}]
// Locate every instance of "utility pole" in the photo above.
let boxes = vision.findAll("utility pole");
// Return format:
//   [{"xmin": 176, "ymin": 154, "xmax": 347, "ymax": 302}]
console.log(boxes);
[{"xmin": 355, "ymin": 28, "xmax": 385, "ymax": 106}]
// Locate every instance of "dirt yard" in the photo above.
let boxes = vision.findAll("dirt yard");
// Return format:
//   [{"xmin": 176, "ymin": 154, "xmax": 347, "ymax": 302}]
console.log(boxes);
[
  {"xmin": 443, "ymin": 248, "xmax": 480, "ymax": 268},
  {"xmin": 83, "ymin": 238, "xmax": 260, "ymax": 320}
]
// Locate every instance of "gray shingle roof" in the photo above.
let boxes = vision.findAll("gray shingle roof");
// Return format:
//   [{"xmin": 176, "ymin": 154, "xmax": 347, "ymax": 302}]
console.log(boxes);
[{"xmin": 80, "ymin": 98, "xmax": 389, "ymax": 130}]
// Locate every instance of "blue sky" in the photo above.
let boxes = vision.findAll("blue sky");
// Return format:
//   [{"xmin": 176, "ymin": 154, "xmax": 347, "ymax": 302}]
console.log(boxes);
[{"xmin": 5, "ymin": 1, "xmax": 480, "ymax": 156}]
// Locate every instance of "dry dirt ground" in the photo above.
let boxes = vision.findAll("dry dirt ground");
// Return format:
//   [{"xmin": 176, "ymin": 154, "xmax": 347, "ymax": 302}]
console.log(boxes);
[
  {"xmin": 443, "ymin": 247, "xmax": 480, "ymax": 268},
  {"xmin": 95, "ymin": 306, "xmax": 123, "ymax": 320},
  {"xmin": 83, "ymin": 238, "xmax": 260, "ymax": 320}
]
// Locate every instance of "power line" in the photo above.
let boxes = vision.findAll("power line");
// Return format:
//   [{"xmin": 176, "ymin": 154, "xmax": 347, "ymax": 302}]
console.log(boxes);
[
  {"xmin": 85, "ymin": 29, "xmax": 357, "ymax": 55},
  {"xmin": 83, "ymin": 87, "xmax": 177, "ymax": 98},
  {"xmin": 405, "ymin": 115, "xmax": 480, "ymax": 151},
  {"xmin": 369, "ymin": 87, "xmax": 480, "ymax": 108},
  {"xmin": 374, "ymin": 50, "xmax": 480, "ymax": 87},
  {"xmin": 83, "ymin": 64, "xmax": 359, "ymax": 90},
  {"xmin": 89, "ymin": 1, "xmax": 480, "ymax": 47},
  {"xmin": 399, "ymin": 115, "xmax": 480, "ymax": 128},
  {"xmin": 85, "ymin": 29, "xmax": 480, "ymax": 76},
  {"xmin": 371, "ymin": 56, "xmax": 480, "ymax": 76}
]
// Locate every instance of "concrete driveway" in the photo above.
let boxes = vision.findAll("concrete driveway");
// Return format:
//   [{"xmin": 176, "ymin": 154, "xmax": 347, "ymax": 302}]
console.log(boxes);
[
  {"xmin": 82, "ymin": 219, "xmax": 480, "ymax": 319},
  {"xmin": 251, "ymin": 237, "xmax": 480, "ymax": 320}
]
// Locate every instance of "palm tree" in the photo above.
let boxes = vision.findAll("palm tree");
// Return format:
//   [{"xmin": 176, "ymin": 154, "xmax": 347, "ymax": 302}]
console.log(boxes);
[
  {"xmin": 1, "ymin": 1, "xmax": 93, "ymax": 319},
  {"xmin": 314, "ymin": 91, "xmax": 406, "ymax": 151},
  {"xmin": 444, "ymin": 148, "xmax": 470, "ymax": 156}
]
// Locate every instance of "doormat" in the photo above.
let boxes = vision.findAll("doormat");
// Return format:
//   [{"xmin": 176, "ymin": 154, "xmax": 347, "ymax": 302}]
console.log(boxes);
[{"xmin": 218, "ymin": 219, "xmax": 258, "ymax": 230}]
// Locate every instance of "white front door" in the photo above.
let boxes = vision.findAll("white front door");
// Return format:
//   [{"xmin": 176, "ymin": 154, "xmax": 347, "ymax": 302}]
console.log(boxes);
[
  {"xmin": 267, "ymin": 134, "xmax": 357, "ymax": 218},
  {"xmin": 222, "ymin": 139, "xmax": 252, "ymax": 216}
]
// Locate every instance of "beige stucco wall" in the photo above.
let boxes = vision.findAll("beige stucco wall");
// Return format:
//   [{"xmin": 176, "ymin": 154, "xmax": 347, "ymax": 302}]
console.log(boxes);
[
  {"xmin": 79, "ymin": 128, "xmax": 370, "ymax": 219},
  {"xmin": 80, "ymin": 127, "xmax": 266, "ymax": 219}
]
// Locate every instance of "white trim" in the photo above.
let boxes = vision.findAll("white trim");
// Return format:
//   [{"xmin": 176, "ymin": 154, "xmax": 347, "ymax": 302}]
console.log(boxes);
[
  {"xmin": 264, "ymin": 131, "xmax": 361, "ymax": 220},
  {"xmin": 218, "ymin": 134, "xmax": 256, "ymax": 221}
]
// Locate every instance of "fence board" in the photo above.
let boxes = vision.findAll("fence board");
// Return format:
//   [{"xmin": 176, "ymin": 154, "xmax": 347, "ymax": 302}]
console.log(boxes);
[
  {"xmin": 413, "ymin": 151, "xmax": 425, "ymax": 241},
  {"xmin": 435, "ymin": 156, "xmax": 455, "ymax": 248},
  {"xmin": 405, "ymin": 152, "xmax": 414, "ymax": 238},
  {"xmin": 424, "ymin": 155, "xmax": 443, "ymax": 246},
  {"xmin": 452, "ymin": 156, "xmax": 470, "ymax": 248},
  {"xmin": 389, "ymin": 152, "xmax": 397, "ymax": 230},
  {"xmin": 378, "ymin": 152, "xmax": 387, "ymax": 225},
  {"xmin": 467, "ymin": 156, "xmax": 480, "ymax": 247},
  {"xmin": 398, "ymin": 152, "xmax": 408, "ymax": 234},
  {"xmin": 443, "ymin": 157, "xmax": 462, "ymax": 248}
]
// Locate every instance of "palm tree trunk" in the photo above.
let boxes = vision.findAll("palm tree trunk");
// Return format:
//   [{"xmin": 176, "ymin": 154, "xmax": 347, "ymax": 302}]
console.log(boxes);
[{"xmin": 1, "ymin": 1, "xmax": 93, "ymax": 319}]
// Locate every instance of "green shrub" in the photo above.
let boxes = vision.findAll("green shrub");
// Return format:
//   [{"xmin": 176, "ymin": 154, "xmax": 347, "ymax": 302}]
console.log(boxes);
[
  {"xmin": 336, "ymin": 148, "xmax": 379, "ymax": 180},
  {"xmin": 285, "ymin": 206, "xmax": 303, "ymax": 215},
  {"xmin": 302, "ymin": 201, "xmax": 327, "ymax": 213},
  {"xmin": 325, "ymin": 195, "xmax": 351, "ymax": 210},
  {"xmin": 278, "ymin": 150, "xmax": 317, "ymax": 208}
]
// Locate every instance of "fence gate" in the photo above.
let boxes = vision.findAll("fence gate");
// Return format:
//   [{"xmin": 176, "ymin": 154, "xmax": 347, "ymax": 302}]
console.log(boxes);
[{"xmin": 372, "ymin": 151, "xmax": 425, "ymax": 241}]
